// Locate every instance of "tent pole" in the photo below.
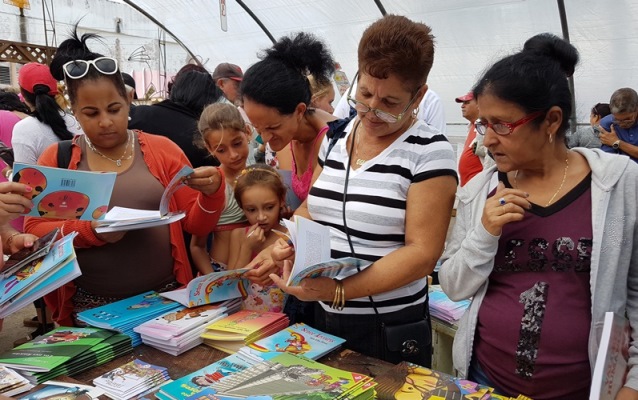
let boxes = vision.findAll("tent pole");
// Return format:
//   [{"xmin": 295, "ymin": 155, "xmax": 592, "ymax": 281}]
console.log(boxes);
[
  {"xmin": 123, "ymin": 0, "xmax": 202, "ymax": 67},
  {"xmin": 374, "ymin": 0, "xmax": 387, "ymax": 16},
  {"xmin": 557, "ymin": 0, "xmax": 577, "ymax": 133},
  {"xmin": 234, "ymin": 0, "xmax": 276, "ymax": 44}
]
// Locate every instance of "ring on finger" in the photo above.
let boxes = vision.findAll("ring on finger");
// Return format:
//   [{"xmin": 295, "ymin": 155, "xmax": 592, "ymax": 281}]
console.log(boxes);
[
  {"xmin": 498, "ymin": 197, "xmax": 506, "ymax": 206},
  {"xmin": 209, "ymin": 176, "xmax": 214, "ymax": 184}
]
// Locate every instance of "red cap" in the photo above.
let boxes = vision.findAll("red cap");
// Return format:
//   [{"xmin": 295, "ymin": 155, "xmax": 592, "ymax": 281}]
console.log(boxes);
[
  {"xmin": 212, "ymin": 63, "xmax": 243, "ymax": 82},
  {"xmin": 455, "ymin": 91, "xmax": 474, "ymax": 103},
  {"xmin": 18, "ymin": 63, "xmax": 58, "ymax": 96}
]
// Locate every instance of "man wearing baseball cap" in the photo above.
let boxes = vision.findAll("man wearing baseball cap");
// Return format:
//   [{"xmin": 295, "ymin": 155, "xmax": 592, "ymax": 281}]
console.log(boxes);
[
  {"xmin": 455, "ymin": 90, "xmax": 492, "ymax": 186},
  {"xmin": 212, "ymin": 62, "xmax": 242, "ymax": 105}
]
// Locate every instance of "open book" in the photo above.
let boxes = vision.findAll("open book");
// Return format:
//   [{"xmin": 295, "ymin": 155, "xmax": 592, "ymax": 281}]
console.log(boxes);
[
  {"xmin": 95, "ymin": 165, "xmax": 193, "ymax": 233},
  {"xmin": 282, "ymin": 216, "xmax": 370, "ymax": 286},
  {"xmin": 159, "ymin": 269, "xmax": 250, "ymax": 307},
  {"xmin": 590, "ymin": 312, "xmax": 630, "ymax": 400},
  {"xmin": 12, "ymin": 162, "xmax": 116, "ymax": 220}
]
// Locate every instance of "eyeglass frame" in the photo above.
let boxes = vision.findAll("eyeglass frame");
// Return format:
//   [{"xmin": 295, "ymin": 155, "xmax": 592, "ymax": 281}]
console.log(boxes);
[
  {"xmin": 346, "ymin": 72, "xmax": 422, "ymax": 124},
  {"xmin": 62, "ymin": 57, "xmax": 119, "ymax": 80},
  {"xmin": 475, "ymin": 111, "xmax": 545, "ymax": 136},
  {"xmin": 611, "ymin": 111, "xmax": 638, "ymax": 125}
]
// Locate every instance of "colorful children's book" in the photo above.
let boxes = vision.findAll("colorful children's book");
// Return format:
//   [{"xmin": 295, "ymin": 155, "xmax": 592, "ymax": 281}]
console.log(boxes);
[
  {"xmin": 157, "ymin": 352, "xmax": 258, "ymax": 400},
  {"xmin": 590, "ymin": 312, "xmax": 630, "ymax": 400},
  {"xmin": 12, "ymin": 162, "xmax": 116, "ymax": 220},
  {"xmin": 201, "ymin": 310, "xmax": 290, "ymax": 354},
  {"xmin": 0, "ymin": 233, "xmax": 80, "ymax": 318},
  {"xmin": 93, "ymin": 359, "xmax": 170, "ymax": 400},
  {"xmin": 159, "ymin": 269, "xmax": 250, "ymax": 307},
  {"xmin": 94, "ymin": 165, "xmax": 193, "ymax": 233},
  {"xmin": 374, "ymin": 361, "xmax": 495, "ymax": 400},
  {"xmin": 18, "ymin": 380, "xmax": 104, "ymax": 400},
  {"xmin": 210, "ymin": 352, "xmax": 374, "ymax": 398},
  {"xmin": 282, "ymin": 216, "xmax": 370, "ymax": 286},
  {"xmin": 0, "ymin": 227, "xmax": 59, "ymax": 279},
  {"xmin": 243, "ymin": 323, "xmax": 345, "ymax": 360},
  {"xmin": 0, "ymin": 327, "xmax": 115, "ymax": 372},
  {"xmin": 0, "ymin": 366, "xmax": 33, "ymax": 397}
]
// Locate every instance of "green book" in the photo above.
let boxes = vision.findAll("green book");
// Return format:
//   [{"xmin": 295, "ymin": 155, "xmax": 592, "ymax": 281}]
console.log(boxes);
[{"xmin": 0, "ymin": 327, "xmax": 114, "ymax": 372}]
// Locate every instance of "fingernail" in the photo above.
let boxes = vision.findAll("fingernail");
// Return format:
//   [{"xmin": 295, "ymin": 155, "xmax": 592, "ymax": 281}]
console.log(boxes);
[
  {"xmin": 24, "ymin": 186, "xmax": 32, "ymax": 192},
  {"xmin": 524, "ymin": 192, "xmax": 530, "ymax": 197}
]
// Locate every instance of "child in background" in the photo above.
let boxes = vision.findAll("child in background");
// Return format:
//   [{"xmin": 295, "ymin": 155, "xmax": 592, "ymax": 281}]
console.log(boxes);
[
  {"xmin": 191, "ymin": 103, "xmax": 250, "ymax": 274},
  {"xmin": 228, "ymin": 164, "xmax": 287, "ymax": 312}
]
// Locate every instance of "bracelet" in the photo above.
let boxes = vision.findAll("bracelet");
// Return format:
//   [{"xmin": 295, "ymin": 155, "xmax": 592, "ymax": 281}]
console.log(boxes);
[
  {"xmin": 331, "ymin": 278, "xmax": 345, "ymax": 311},
  {"xmin": 197, "ymin": 196, "xmax": 218, "ymax": 214},
  {"xmin": 4, "ymin": 168, "xmax": 12, "ymax": 180},
  {"xmin": 5, "ymin": 232, "xmax": 20, "ymax": 250}
]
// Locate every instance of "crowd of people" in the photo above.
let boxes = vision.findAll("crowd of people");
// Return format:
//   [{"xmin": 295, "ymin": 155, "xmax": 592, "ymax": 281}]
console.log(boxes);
[{"xmin": 1, "ymin": 13, "xmax": 637, "ymax": 400}]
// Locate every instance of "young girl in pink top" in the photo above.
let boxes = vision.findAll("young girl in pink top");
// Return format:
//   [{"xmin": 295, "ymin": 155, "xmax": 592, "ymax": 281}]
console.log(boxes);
[{"xmin": 228, "ymin": 165, "xmax": 287, "ymax": 312}]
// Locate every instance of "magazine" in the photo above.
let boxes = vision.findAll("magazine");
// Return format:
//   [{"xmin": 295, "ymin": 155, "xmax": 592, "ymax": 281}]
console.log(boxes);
[
  {"xmin": 159, "ymin": 269, "xmax": 250, "ymax": 307},
  {"xmin": 94, "ymin": 165, "xmax": 193, "ymax": 233},
  {"xmin": 282, "ymin": 216, "xmax": 370, "ymax": 286},
  {"xmin": 12, "ymin": 162, "xmax": 116, "ymax": 220},
  {"xmin": 590, "ymin": 312, "xmax": 630, "ymax": 400}
]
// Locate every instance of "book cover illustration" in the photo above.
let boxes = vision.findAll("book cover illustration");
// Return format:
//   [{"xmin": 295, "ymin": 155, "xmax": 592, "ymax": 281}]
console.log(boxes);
[
  {"xmin": 286, "ymin": 257, "xmax": 370, "ymax": 287},
  {"xmin": 159, "ymin": 269, "xmax": 250, "ymax": 307},
  {"xmin": 158, "ymin": 352, "xmax": 257, "ymax": 400},
  {"xmin": 94, "ymin": 165, "xmax": 193, "ymax": 233},
  {"xmin": 201, "ymin": 310, "xmax": 289, "ymax": 341},
  {"xmin": 212, "ymin": 352, "xmax": 372, "ymax": 398},
  {"xmin": 93, "ymin": 359, "xmax": 169, "ymax": 393},
  {"xmin": 12, "ymin": 162, "xmax": 116, "ymax": 220},
  {"xmin": 135, "ymin": 299, "xmax": 241, "ymax": 340},
  {"xmin": 0, "ymin": 327, "xmax": 114, "ymax": 372},
  {"xmin": 77, "ymin": 291, "xmax": 181, "ymax": 330},
  {"xmin": 0, "ymin": 227, "xmax": 59, "ymax": 279},
  {"xmin": 0, "ymin": 366, "xmax": 33, "ymax": 397},
  {"xmin": 0, "ymin": 234, "xmax": 79, "ymax": 318},
  {"xmin": 245, "ymin": 323, "xmax": 345, "ymax": 360},
  {"xmin": 374, "ymin": 361, "xmax": 494, "ymax": 400},
  {"xmin": 18, "ymin": 380, "xmax": 104, "ymax": 400},
  {"xmin": 590, "ymin": 312, "xmax": 630, "ymax": 400}
]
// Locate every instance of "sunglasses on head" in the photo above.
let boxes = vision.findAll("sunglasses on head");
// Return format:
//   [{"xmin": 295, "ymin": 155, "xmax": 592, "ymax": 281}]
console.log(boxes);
[{"xmin": 62, "ymin": 57, "xmax": 119, "ymax": 80}]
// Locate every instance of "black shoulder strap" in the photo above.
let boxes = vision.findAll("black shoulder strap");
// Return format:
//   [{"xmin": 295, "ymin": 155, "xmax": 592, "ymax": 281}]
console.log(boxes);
[
  {"xmin": 57, "ymin": 140, "xmax": 73, "ymax": 168},
  {"xmin": 324, "ymin": 106, "xmax": 357, "ymax": 160}
]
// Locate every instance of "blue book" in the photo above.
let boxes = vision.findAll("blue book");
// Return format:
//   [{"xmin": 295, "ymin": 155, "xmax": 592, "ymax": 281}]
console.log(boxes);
[
  {"xmin": 241, "ymin": 323, "xmax": 345, "ymax": 361},
  {"xmin": 12, "ymin": 162, "xmax": 116, "ymax": 220},
  {"xmin": 158, "ymin": 352, "xmax": 257, "ymax": 400},
  {"xmin": 0, "ymin": 233, "xmax": 78, "ymax": 317}
]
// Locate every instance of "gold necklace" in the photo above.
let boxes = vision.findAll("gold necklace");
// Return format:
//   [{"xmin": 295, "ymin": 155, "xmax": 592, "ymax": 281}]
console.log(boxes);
[
  {"xmin": 84, "ymin": 130, "xmax": 134, "ymax": 167},
  {"xmin": 514, "ymin": 155, "xmax": 569, "ymax": 207}
]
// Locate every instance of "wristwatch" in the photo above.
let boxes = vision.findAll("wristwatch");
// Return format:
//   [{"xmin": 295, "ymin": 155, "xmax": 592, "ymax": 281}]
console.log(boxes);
[{"xmin": 612, "ymin": 140, "xmax": 621, "ymax": 150}]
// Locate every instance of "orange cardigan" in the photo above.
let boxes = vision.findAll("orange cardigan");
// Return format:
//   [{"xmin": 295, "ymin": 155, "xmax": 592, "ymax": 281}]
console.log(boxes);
[{"xmin": 25, "ymin": 132, "xmax": 225, "ymax": 326}]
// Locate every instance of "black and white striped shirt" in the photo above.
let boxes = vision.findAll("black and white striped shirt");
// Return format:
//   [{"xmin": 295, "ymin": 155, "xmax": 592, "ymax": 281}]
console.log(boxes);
[{"xmin": 309, "ymin": 119, "xmax": 457, "ymax": 315}]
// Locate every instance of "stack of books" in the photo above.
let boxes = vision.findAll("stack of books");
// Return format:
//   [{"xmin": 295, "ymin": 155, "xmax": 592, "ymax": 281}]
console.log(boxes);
[
  {"xmin": 155, "ymin": 352, "xmax": 260, "ymax": 400},
  {"xmin": 76, "ymin": 291, "xmax": 183, "ymax": 346},
  {"xmin": 0, "ymin": 366, "xmax": 33, "ymax": 397},
  {"xmin": 204, "ymin": 353, "xmax": 376, "ymax": 399},
  {"xmin": 93, "ymin": 359, "xmax": 169, "ymax": 400},
  {"xmin": 238, "ymin": 322, "xmax": 345, "ymax": 362},
  {"xmin": 134, "ymin": 298, "xmax": 242, "ymax": 356},
  {"xmin": 429, "ymin": 286, "xmax": 471, "ymax": 324},
  {"xmin": 201, "ymin": 310, "xmax": 289, "ymax": 354},
  {"xmin": 0, "ymin": 327, "xmax": 132, "ymax": 385},
  {"xmin": 0, "ymin": 232, "xmax": 80, "ymax": 318}
]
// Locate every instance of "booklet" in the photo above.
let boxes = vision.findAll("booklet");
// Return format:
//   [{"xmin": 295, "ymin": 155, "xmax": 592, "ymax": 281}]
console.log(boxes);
[
  {"xmin": 18, "ymin": 380, "xmax": 104, "ymax": 399},
  {"xmin": 12, "ymin": 162, "xmax": 116, "ymax": 220},
  {"xmin": 159, "ymin": 269, "xmax": 250, "ymax": 307},
  {"xmin": 590, "ymin": 312, "xmax": 630, "ymax": 400},
  {"xmin": 0, "ymin": 227, "xmax": 59, "ymax": 279},
  {"xmin": 94, "ymin": 165, "xmax": 193, "ymax": 233},
  {"xmin": 282, "ymin": 216, "xmax": 370, "ymax": 286}
]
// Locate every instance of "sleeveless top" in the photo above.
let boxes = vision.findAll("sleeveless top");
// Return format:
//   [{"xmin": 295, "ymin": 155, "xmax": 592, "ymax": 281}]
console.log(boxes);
[
  {"xmin": 290, "ymin": 126, "xmax": 329, "ymax": 201},
  {"xmin": 216, "ymin": 180, "xmax": 247, "ymax": 228}
]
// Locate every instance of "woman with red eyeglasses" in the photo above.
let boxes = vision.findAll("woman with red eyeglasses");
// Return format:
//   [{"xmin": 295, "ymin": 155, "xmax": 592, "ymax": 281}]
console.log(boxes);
[{"xmin": 440, "ymin": 33, "xmax": 638, "ymax": 400}]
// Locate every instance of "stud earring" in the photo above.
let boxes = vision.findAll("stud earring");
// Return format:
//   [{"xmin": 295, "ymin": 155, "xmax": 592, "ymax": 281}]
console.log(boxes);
[
  {"xmin": 549, "ymin": 134, "xmax": 553, "ymax": 144},
  {"xmin": 128, "ymin": 116, "xmax": 132, "ymax": 121}
]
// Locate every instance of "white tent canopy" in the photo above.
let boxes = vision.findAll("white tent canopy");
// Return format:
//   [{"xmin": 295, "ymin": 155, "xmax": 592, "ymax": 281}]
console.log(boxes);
[{"xmin": 123, "ymin": 0, "xmax": 638, "ymax": 128}]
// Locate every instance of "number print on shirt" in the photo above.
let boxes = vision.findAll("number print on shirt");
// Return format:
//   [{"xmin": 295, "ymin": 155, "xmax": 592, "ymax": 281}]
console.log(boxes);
[{"xmin": 515, "ymin": 281, "xmax": 549, "ymax": 379}]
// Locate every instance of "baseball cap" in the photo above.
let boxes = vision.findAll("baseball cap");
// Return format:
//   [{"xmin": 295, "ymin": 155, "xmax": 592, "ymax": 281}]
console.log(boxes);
[
  {"xmin": 455, "ymin": 91, "xmax": 474, "ymax": 103},
  {"xmin": 212, "ymin": 63, "xmax": 243, "ymax": 81},
  {"xmin": 18, "ymin": 63, "xmax": 59, "ymax": 96}
]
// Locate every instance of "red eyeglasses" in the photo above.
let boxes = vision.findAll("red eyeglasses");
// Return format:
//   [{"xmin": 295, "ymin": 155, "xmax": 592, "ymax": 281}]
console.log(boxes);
[{"xmin": 475, "ymin": 111, "xmax": 544, "ymax": 136}]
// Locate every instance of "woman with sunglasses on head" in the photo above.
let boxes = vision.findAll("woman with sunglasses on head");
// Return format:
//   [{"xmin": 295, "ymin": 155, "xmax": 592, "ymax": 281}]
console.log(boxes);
[
  {"xmin": 440, "ymin": 33, "xmax": 638, "ymax": 400},
  {"xmin": 270, "ymin": 16, "xmax": 457, "ymax": 365},
  {"xmin": 241, "ymin": 32, "xmax": 337, "ymax": 204},
  {"xmin": 23, "ymin": 31, "xmax": 226, "ymax": 327}
]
